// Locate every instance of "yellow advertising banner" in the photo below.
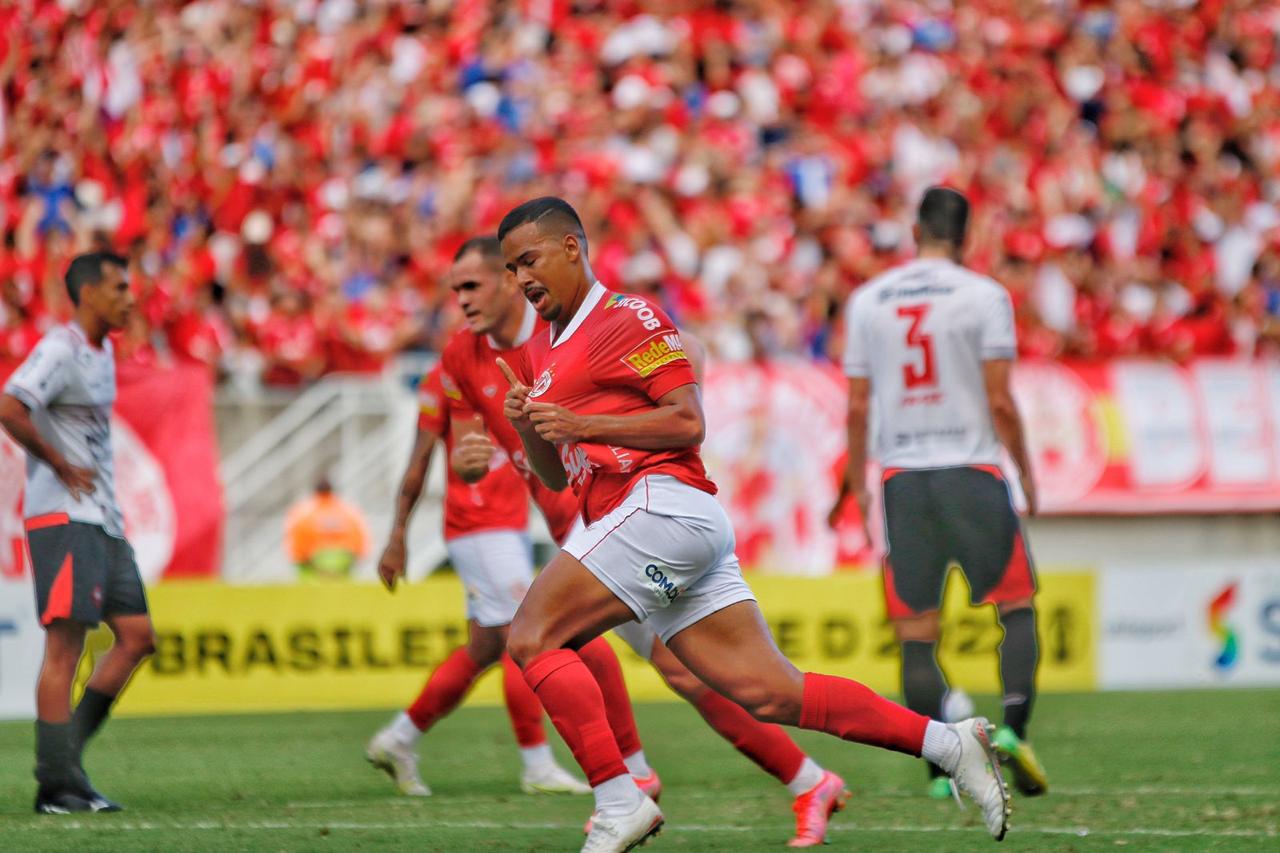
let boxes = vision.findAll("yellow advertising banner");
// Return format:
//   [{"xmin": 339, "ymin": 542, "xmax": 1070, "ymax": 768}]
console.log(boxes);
[{"xmin": 115, "ymin": 569, "xmax": 1095, "ymax": 717}]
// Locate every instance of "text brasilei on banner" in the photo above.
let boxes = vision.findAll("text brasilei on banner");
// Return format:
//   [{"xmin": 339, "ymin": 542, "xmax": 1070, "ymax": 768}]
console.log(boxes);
[{"xmin": 101, "ymin": 571, "xmax": 1095, "ymax": 717}]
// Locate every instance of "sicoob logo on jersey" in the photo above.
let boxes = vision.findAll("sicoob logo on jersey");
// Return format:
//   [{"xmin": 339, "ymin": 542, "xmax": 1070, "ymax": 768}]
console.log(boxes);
[
  {"xmin": 605, "ymin": 294, "xmax": 663, "ymax": 331},
  {"xmin": 623, "ymin": 332, "xmax": 687, "ymax": 378},
  {"xmin": 529, "ymin": 367, "xmax": 554, "ymax": 399}
]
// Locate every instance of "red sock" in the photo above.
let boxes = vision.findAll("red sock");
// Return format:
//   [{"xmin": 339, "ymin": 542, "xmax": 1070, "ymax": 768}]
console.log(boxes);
[
  {"xmin": 501, "ymin": 653, "xmax": 546, "ymax": 748},
  {"xmin": 798, "ymin": 672, "xmax": 928, "ymax": 756},
  {"xmin": 405, "ymin": 647, "xmax": 483, "ymax": 732},
  {"xmin": 523, "ymin": 649, "xmax": 628, "ymax": 786},
  {"xmin": 694, "ymin": 689, "xmax": 806, "ymax": 784},
  {"xmin": 577, "ymin": 637, "xmax": 643, "ymax": 759}
]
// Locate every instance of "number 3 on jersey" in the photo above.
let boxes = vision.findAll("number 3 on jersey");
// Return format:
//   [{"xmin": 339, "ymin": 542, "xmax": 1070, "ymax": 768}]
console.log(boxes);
[{"xmin": 897, "ymin": 304, "xmax": 936, "ymax": 389}]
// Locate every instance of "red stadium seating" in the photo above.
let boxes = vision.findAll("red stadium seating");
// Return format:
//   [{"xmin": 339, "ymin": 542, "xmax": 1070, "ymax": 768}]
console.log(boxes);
[{"xmin": 1, "ymin": 1, "xmax": 1277, "ymax": 384}]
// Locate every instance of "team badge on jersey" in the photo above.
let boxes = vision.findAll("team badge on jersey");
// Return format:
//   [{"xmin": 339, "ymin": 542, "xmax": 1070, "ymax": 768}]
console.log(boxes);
[
  {"xmin": 529, "ymin": 367, "xmax": 554, "ymax": 399},
  {"xmin": 418, "ymin": 388, "xmax": 441, "ymax": 417},
  {"xmin": 622, "ymin": 332, "xmax": 687, "ymax": 377},
  {"xmin": 440, "ymin": 371, "xmax": 462, "ymax": 401}
]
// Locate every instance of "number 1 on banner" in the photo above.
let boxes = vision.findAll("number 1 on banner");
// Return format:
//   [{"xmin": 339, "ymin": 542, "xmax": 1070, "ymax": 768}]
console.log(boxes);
[{"xmin": 897, "ymin": 304, "xmax": 936, "ymax": 389}]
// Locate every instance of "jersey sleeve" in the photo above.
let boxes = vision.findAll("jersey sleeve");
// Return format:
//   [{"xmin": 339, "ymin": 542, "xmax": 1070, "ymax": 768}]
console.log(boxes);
[
  {"xmin": 841, "ymin": 293, "xmax": 869, "ymax": 378},
  {"xmin": 3, "ymin": 331, "xmax": 72, "ymax": 410},
  {"xmin": 980, "ymin": 283, "xmax": 1017, "ymax": 361},
  {"xmin": 588, "ymin": 299, "xmax": 697, "ymax": 400},
  {"xmin": 416, "ymin": 366, "xmax": 449, "ymax": 435}
]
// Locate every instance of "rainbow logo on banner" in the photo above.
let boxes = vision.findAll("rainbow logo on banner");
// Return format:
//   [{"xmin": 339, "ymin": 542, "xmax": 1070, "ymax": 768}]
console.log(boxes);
[{"xmin": 1208, "ymin": 584, "xmax": 1239, "ymax": 671}]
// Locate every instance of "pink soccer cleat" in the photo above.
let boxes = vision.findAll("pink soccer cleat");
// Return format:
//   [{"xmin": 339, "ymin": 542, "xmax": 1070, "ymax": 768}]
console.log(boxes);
[{"xmin": 787, "ymin": 771, "xmax": 851, "ymax": 848}]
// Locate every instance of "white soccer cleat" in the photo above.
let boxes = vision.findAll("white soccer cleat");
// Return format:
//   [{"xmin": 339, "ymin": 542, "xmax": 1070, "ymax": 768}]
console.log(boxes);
[
  {"xmin": 521, "ymin": 762, "xmax": 591, "ymax": 795},
  {"xmin": 940, "ymin": 718, "xmax": 1011, "ymax": 841},
  {"xmin": 581, "ymin": 796, "xmax": 663, "ymax": 853},
  {"xmin": 365, "ymin": 728, "xmax": 431, "ymax": 797}
]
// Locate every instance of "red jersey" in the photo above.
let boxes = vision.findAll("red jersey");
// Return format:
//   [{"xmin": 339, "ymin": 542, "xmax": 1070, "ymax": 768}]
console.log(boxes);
[
  {"xmin": 417, "ymin": 365, "xmax": 529, "ymax": 540},
  {"xmin": 439, "ymin": 307, "xmax": 580, "ymax": 543},
  {"xmin": 516, "ymin": 282, "xmax": 717, "ymax": 525}
]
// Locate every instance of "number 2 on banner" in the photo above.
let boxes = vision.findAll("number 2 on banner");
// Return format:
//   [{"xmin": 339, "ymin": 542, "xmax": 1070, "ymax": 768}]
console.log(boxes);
[{"xmin": 897, "ymin": 304, "xmax": 936, "ymax": 388}]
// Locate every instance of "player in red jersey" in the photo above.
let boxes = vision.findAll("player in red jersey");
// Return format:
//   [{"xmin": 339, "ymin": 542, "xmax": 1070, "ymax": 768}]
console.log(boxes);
[
  {"xmin": 363, "ymin": 241, "xmax": 589, "ymax": 799},
  {"xmin": 494, "ymin": 198, "xmax": 1012, "ymax": 852},
  {"xmin": 438, "ymin": 238, "xmax": 852, "ymax": 847}
]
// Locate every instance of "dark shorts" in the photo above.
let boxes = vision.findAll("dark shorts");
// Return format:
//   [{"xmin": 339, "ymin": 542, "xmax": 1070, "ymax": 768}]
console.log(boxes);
[
  {"xmin": 26, "ymin": 514, "xmax": 149, "ymax": 628},
  {"xmin": 881, "ymin": 465, "xmax": 1036, "ymax": 620}
]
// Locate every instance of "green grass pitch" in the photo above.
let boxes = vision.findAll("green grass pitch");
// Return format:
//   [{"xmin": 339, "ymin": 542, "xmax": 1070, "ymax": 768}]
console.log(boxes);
[{"xmin": 1, "ymin": 690, "xmax": 1277, "ymax": 851}]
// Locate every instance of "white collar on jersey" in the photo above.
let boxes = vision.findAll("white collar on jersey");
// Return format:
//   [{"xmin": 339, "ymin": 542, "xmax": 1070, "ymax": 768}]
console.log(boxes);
[
  {"xmin": 487, "ymin": 299, "xmax": 537, "ymax": 351},
  {"xmin": 550, "ymin": 280, "xmax": 607, "ymax": 349},
  {"xmin": 68, "ymin": 320, "xmax": 107, "ymax": 352}
]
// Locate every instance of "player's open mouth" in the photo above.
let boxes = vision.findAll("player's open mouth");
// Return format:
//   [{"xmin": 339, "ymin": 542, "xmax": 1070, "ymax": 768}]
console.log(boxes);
[{"xmin": 525, "ymin": 286, "xmax": 549, "ymax": 311}]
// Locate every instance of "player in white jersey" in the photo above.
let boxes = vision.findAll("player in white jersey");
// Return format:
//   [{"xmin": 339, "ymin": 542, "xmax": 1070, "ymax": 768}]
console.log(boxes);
[
  {"xmin": 0, "ymin": 252, "xmax": 154, "ymax": 815},
  {"xmin": 832, "ymin": 187, "xmax": 1050, "ymax": 798}
]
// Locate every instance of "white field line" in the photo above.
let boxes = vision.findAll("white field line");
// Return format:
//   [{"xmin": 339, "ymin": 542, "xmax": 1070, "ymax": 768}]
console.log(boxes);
[
  {"xmin": 279, "ymin": 784, "xmax": 1280, "ymax": 809},
  {"xmin": 12, "ymin": 819, "xmax": 1276, "ymax": 839}
]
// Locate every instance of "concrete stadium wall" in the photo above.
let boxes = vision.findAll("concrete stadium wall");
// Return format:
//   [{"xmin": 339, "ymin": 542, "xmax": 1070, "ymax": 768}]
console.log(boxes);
[{"xmin": 1027, "ymin": 514, "xmax": 1280, "ymax": 570}]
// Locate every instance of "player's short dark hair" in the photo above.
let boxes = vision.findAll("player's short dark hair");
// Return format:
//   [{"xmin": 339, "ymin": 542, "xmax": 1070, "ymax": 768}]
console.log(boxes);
[
  {"xmin": 497, "ymin": 196, "xmax": 586, "ymax": 245},
  {"xmin": 64, "ymin": 251, "xmax": 127, "ymax": 306},
  {"xmin": 917, "ymin": 187, "xmax": 970, "ymax": 248},
  {"xmin": 453, "ymin": 235, "xmax": 503, "ymax": 264}
]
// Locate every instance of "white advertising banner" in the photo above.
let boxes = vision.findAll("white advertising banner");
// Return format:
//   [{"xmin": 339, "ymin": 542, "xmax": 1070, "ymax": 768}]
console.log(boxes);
[
  {"xmin": 1099, "ymin": 563, "xmax": 1280, "ymax": 689},
  {"xmin": 0, "ymin": 577, "xmax": 40, "ymax": 720}
]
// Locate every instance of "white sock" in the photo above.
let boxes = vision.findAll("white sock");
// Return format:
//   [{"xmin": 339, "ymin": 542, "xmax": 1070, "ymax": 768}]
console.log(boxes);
[
  {"xmin": 622, "ymin": 749, "xmax": 652, "ymax": 777},
  {"xmin": 920, "ymin": 720, "xmax": 961, "ymax": 772},
  {"xmin": 785, "ymin": 757, "xmax": 826, "ymax": 797},
  {"xmin": 389, "ymin": 711, "xmax": 423, "ymax": 745},
  {"xmin": 594, "ymin": 773, "xmax": 644, "ymax": 815},
  {"xmin": 519, "ymin": 743, "xmax": 555, "ymax": 771}
]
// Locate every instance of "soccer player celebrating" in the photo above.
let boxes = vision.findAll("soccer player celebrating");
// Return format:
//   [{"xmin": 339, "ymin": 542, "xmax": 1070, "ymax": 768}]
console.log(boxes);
[
  {"xmin": 365, "ymin": 240, "xmax": 592, "ymax": 798},
  {"xmin": 0, "ymin": 252, "xmax": 154, "ymax": 814},
  {"xmin": 831, "ymin": 186, "xmax": 1049, "ymax": 798},
  {"xmin": 494, "ymin": 198, "xmax": 1011, "ymax": 853},
  {"xmin": 438, "ymin": 238, "xmax": 850, "ymax": 847}
]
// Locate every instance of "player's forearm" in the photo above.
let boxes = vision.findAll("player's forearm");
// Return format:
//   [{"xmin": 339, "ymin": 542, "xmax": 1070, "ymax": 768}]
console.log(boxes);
[
  {"xmin": 390, "ymin": 432, "xmax": 436, "ymax": 537},
  {"xmin": 518, "ymin": 429, "xmax": 569, "ymax": 491},
  {"xmin": 0, "ymin": 395, "xmax": 68, "ymax": 473},
  {"xmin": 579, "ymin": 404, "xmax": 704, "ymax": 450},
  {"xmin": 839, "ymin": 412, "xmax": 870, "ymax": 499},
  {"xmin": 840, "ymin": 380, "xmax": 871, "ymax": 498},
  {"xmin": 991, "ymin": 400, "xmax": 1033, "ymax": 482}
]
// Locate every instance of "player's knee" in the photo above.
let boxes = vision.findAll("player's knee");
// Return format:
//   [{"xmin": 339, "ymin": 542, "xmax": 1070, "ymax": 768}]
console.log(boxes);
[
  {"xmin": 468, "ymin": 626, "xmax": 507, "ymax": 667},
  {"xmin": 505, "ymin": 617, "xmax": 553, "ymax": 668},
  {"xmin": 119, "ymin": 628, "xmax": 157, "ymax": 661},
  {"xmin": 893, "ymin": 613, "xmax": 940, "ymax": 643},
  {"xmin": 657, "ymin": 662, "xmax": 707, "ymax": 703},
  {"xmin": 726, "ymin": 681, "xmax": 800, "ymax": 724}
]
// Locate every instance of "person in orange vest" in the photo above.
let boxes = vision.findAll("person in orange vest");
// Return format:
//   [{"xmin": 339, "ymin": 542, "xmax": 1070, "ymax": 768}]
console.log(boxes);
[{"xmin": 284, "ymin": 478, "xmax": 370, "ymax": 579}]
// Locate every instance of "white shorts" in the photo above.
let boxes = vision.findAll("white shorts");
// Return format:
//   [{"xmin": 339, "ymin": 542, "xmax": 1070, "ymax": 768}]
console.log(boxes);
[
  {"xmin": 564, "ymin": 475, "xmax": 756, "ymax": 645},
  {"xmin": 446, "ymin": 529, "xmax": 535, "ymax": 627},
  {"xmin": 612, "ymin": 620, "xmax": 659, "ymax": 661}
]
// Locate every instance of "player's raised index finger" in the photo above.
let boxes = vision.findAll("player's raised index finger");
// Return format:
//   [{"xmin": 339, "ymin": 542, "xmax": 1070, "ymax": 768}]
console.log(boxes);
[{"xmin": 495, "ymin": 357, "xmax": 522, "ymax": 389}]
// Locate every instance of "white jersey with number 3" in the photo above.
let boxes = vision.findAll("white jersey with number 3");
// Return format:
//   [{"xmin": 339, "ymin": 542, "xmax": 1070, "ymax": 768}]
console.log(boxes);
[{"xmin": 842, "ymin": 257, "xmax": 1016, "ymax": 470}]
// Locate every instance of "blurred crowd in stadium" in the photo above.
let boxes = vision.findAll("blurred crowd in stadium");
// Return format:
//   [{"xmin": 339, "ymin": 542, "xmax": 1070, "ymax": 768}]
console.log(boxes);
[{"xmin": 1, "ymin": 0, "xmax": 1278, "ymax": 387}]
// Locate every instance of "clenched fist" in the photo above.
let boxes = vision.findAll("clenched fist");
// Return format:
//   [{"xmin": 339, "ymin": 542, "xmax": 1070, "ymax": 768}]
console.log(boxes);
[{"xmin": 451, "ymin": 432, "xmax": 496, "ymax": 480}]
